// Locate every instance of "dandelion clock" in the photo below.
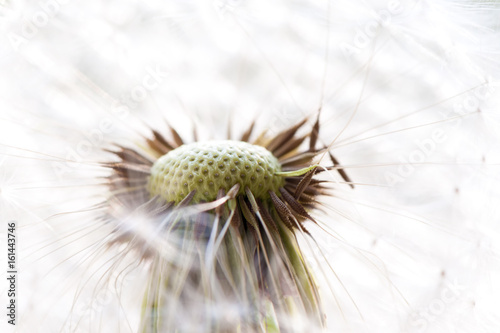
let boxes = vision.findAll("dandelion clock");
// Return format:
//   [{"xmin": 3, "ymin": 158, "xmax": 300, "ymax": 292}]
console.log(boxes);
[{"xmin": 1, "ymin": 0, "xmax": 500, "ymax": 332}]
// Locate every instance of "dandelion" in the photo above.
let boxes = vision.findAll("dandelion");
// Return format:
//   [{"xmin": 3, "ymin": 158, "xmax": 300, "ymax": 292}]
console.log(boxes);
[
  {"xmin": 1, "ymin": 1, "xmax": 500, "ymax": 333},
  {"xmin": 105, "ymin": 115, "xmax": 348, "ymax": 332}
]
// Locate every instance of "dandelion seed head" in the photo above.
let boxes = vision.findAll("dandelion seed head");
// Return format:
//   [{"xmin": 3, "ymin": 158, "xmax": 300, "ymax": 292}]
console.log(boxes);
[
  {"xmin": 96, "ymin": 110, "xmax": 337, "ymax": 331},
  {"xmin": 2, "ymin": 0, "xmax": 500, "ymax": 331}
]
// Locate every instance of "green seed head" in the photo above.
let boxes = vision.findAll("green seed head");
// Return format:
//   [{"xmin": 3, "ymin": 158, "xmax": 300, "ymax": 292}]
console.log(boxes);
[{"xmin": 148, "ymin": 140, "xmax": 284, "ymax": 204}]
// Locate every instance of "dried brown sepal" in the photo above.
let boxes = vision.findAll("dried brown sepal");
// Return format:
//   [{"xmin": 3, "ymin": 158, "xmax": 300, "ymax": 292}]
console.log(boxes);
[
  {"xmin": 268, "ymin": 190, "xmax": 295, "ymax": 232},
  {"xmin": 227, "ymin": 183, "xmax": 241, "ymax": 199},
  {"xmin": 215, "ymin": 188, "xmax": 226, "ymax": 215},
  {"xmin": 328, "ymin": 151, "xmax": 354, "ymax": 188},
  {"xmin": 309, "ymin": 112, "xmax": 320, "ymax": 152},
  {"xmin": 176, "ymin": 190, "xmax": 197, "ymax": 208},
  {"xmin": 240, "ymin": 120, "xmax": 256, "ymax": 142},
  {"xmin": 107, "ymin": 146, "xmax": 154, "ymax": 165},
  {"xmin": 107, "ymin": 162, "xmax": 152, "ymax": 174},
  {"xmin": 237, "ymin": 197, "xmax": 259, "ymax": 243},
  {"xmin": 256, "ymin": 199, "xmax": 280, "ymax": 234},
  {"xmin": 279, "ymin": 187, "xmax": 316, "ymax": 224},
  {"xmin": 280, "ymin": 151, "xmax": 318, "ymax": 167},
  {"xmin": 169, "ymin": 125, "xmax": 185, "ymax": 147},
  {"xmin": 293, "ymin": 167, "xmax": 317, "ymax": 200},
  {"xmin": 238, "ymin": 196, "xmax": 259, "ymax": 231},
  {"xmin": 148, "ymin": 129, "xmax": 176, "ymax": 153},
  {"xmin": 266, "ymin": 118, "xmax": 307, "ymax": 153},
  {"xmin": 273, "ymin": 135, "xmax": 307, "ymax": 158},
  {"xmin": 230, "ymin": 202, "xmax": 242, "ymax": 228}
]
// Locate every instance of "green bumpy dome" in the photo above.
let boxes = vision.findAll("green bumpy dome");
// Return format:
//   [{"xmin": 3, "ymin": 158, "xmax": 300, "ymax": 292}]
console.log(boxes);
[{"xmin": 147, "ymin": 140, "xmax": 284, "ymax": 204}]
